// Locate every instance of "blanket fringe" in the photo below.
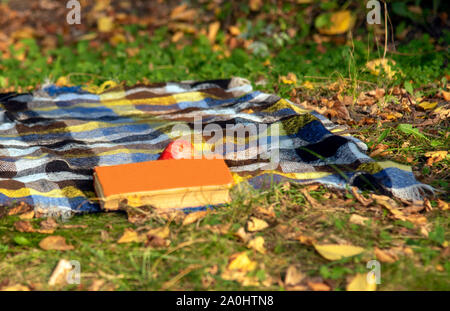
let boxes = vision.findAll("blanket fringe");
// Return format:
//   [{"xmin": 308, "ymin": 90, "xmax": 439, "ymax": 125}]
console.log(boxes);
[{"xmin": 389, "ymin": 184, "xmax": 435, "ymax": 201}]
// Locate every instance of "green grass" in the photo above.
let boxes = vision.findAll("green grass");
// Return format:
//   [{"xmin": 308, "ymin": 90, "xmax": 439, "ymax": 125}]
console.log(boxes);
[
  {"xmin": 1, "ymin": 27, "xmax": 448, "ymax": 94},
  {"xmin": 0, "ymin": 24, "xmax": 449, "ymax": 291},
  {"xmin": 0, "ymin": 183, "xmax": 449, "ymax": 290}
]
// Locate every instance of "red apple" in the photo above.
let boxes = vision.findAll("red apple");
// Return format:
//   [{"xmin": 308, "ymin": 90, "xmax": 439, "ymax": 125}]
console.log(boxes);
[{"xmin": 158, "ymin": 140, "xmax": 194, "ymax": 160}]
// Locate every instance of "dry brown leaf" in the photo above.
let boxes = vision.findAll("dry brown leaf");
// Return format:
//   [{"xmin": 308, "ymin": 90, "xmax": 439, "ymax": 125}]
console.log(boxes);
[
  {"xmin": 247, "ymin": 217, "xmax": 269, "ymax": 232},
  {"xmin": 48, "ymin": 259, "xmax": 73, "ymax": 286},
  {"xmin": 88, "ymin": 279, "xmax": 105, "ymax": 291},
  {"xmin": 349, "ymin": 214, "xmax": 370, "ymax": 226},
  {"xmin": 40, "ymin": 218, "xmax": 58, "ymax": 231},
  {"xmin": 284, "ymin": 265, "xmax": 305, "ymax": 287},
  {"xmin": 170, "ymin": 4, "xmax": 196, "ymax": 21},
  {"xmin": 229, "ymin": 25, "xmax": 240, "ymax": 36},
  {"xmin": 39, "ymin": 236, "xmax": 74, "ymax": 251},
  {"xmin": 201, "ymin": 274, "xmax": 215, "ymax": 288},
  {"xmin": 147, "ymin": 226, "xmax": 170, "ymax": 239},
  {"xmin": 8, "ymin": 202, "xmax": 33, "ymax": 216},
  {"xmin": 145, "ymin": 235, "xmax": 170, "ymax": 248},
  {"xmin": 372, "ymin": 194, "xmax": 405, "ymax": 219},
  {"xmin": 206, "ymin": 223, "xmax": 231, "ymax": 235},
  {"xmin": 300, "ymin": 189, "xmax": 324, "ymax": 209},
  {"xmin": 247, "ymin": 236, "xmax": 266, "ymax": 254},
  {"xmin": 369, "ymin": 143, "xmax": 389, "ymax": 157},
  {"xmin": 19, "ymin": 211, "xmax": 35, "ymax": 220},
  {"xmin": 14, "ymin": 220, "xmax": 35, "ymax": 233},
  {"xmin": 351, "ymin": 187, "xmax": 373, "ymax": 206},
  {"xmin": 171, "ymin": 31, "xmax": 184, "ymax": 43},
  {"xmin": 402, "ymin": 201, "xmax": 425, "ymax": 214},
  {"xmin": 307, "ymin": 281, "xmax": 331, "ymax": 291},
  {"xmin": 405, "ymin": 214, "xmax": 428, "ymax": 225},
  {"xmin": 424, "ymin": 199, "xmax": 433, "ymax": 212},
  {"xmin": 60, "ymin": 224, "xmax": 88, "ymax": 229},
  {"xmin": 327, "ymin": 100, "xmax": 350, "ymax": 120},
  {"xmin": 442, "ymin": 90, "xmax": 450, "ymax": 101},
  {"xmin": 207, "ymin": 265, "xmax": 218, "ymax": 275},
  {"xmin": 182, "ymin": 211, "xmax": 208, "ymax": 226},
  {"xmin": 255, "ymin": 206, "xmax": 276, "ymax": 218},
  {"xmin": 374, "ymin": 247, "xmax": 398, "ymax": 263},
  {"xmin": 437, "ymin": 199, "xmax": 449, "ymax": 211},
  {"xmin": 207, "ymin": 22, "xmax": 220, "ymax": 43},
  {"xmin": 235, "ymin": 227, "xmax": 251, "ymax": 242},
  {"xmin": 296, "ymin": 234, "xmax": 316, "ymax": 246}
]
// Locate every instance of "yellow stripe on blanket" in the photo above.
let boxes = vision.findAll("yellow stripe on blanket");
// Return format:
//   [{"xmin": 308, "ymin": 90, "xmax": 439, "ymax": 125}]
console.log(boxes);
[
  {"xmin": 233, "ymin": 170, "xmax": 332, "ymax": 184},
  {"xmin": 0, "ymin": 186, "xmax": 94, "ymax": 199},
  {"xmin": 22, "ymin": 148, "xmax": 164, "ymax": 160}
]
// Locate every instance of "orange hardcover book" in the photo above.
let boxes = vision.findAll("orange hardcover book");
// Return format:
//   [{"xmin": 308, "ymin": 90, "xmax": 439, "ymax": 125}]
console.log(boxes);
[{"xmin": 93, "ymin": 159, "xmax": 233, "ymax": 210}]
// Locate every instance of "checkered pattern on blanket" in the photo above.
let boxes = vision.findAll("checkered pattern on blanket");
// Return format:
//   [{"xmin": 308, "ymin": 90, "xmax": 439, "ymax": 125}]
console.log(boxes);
[{"xmin": 0, "ymin": 77, "xmax": 432, "ymax": 214}]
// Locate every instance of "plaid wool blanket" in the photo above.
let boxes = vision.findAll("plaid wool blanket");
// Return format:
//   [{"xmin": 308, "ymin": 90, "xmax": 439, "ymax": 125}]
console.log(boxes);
[{"xmin": 0, "ymin": 77, "xmax": 432, "ymax": 214}]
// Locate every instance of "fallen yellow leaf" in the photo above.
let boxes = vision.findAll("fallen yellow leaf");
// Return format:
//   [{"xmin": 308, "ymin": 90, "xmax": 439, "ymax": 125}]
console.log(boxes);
[
  {"xmin": 221, "ymin": 252, "xmax": 260, "ymax": 286},
  {"xmin": 109, "ymin": 33, "xmax": 126, "ymax": 46},
  {"xmin": 182, "ymin": 211, "xmax": 208, "ymax": 226},
  {"xmin": 247, "ymin": 217, "xmax": 269, "ymax": 232},
  {"xmin": 117, "ymin": 228, "xmax": 142, "ymax": 244},
  {"xmin": 98, "ymin": 16, "xmax": 114, "ymax": 33},
  {"xmin": 437, "ymin": 199, "xmax": 449, "ymax": 211},
  {"xmin": 424, "ymin": 150, "xmax": 448, "ymax": 166},
  {"xmin": 418, "ymin": 101, "xmax": 437, "ymax": 110},
  {"xmin": 147, "ymin": 226, "xmax": 170, "ymax": 239},
  {"xmin": 229, "ymin": 25, "xmax": 240, "ymax": 36},
  {"xmin": 366, "ymin": 58, "xmax": 397, "ymax": 79},
  {"xmin": 227, "ymin": 252, "xmax": 257, "ymax": 272},
  {"xmin": 48, "ymin": 259, "xmax": 73, "ymax": 286},
  {"xmin": 280, "ymin": 72, "xmax": 297, "ymax": 85},
  {"xmin": 302, "ymin": 81, "xmax": 314, "ymax": 90},
  {"xmin": 346, "ymin": 273, "xmax": 377, "ymax": 291},
  {"xmin": 55, "ymin": 76, "xmax": 71, "ymax": 87},
  {"xmin": 19, "ymin": 211, "xmax": 35, "ymax": 220},
  {"xmin": 0, "ymin": 284, "xmax": 30, "ymax": 291},
  {"xmin": 249, "ymin": 0, "xmax": 262, "ymax": 11},
  {"xmin": 313, "ymin": 243, "xmax": 365, "ymax": 261},
  {"xmin": 247, "ymin": 236, "xmax": 266, "ymax": 254},
  {"xmin": 317, "ymin": 11, "xmax": 355, "ymax": 35}
]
